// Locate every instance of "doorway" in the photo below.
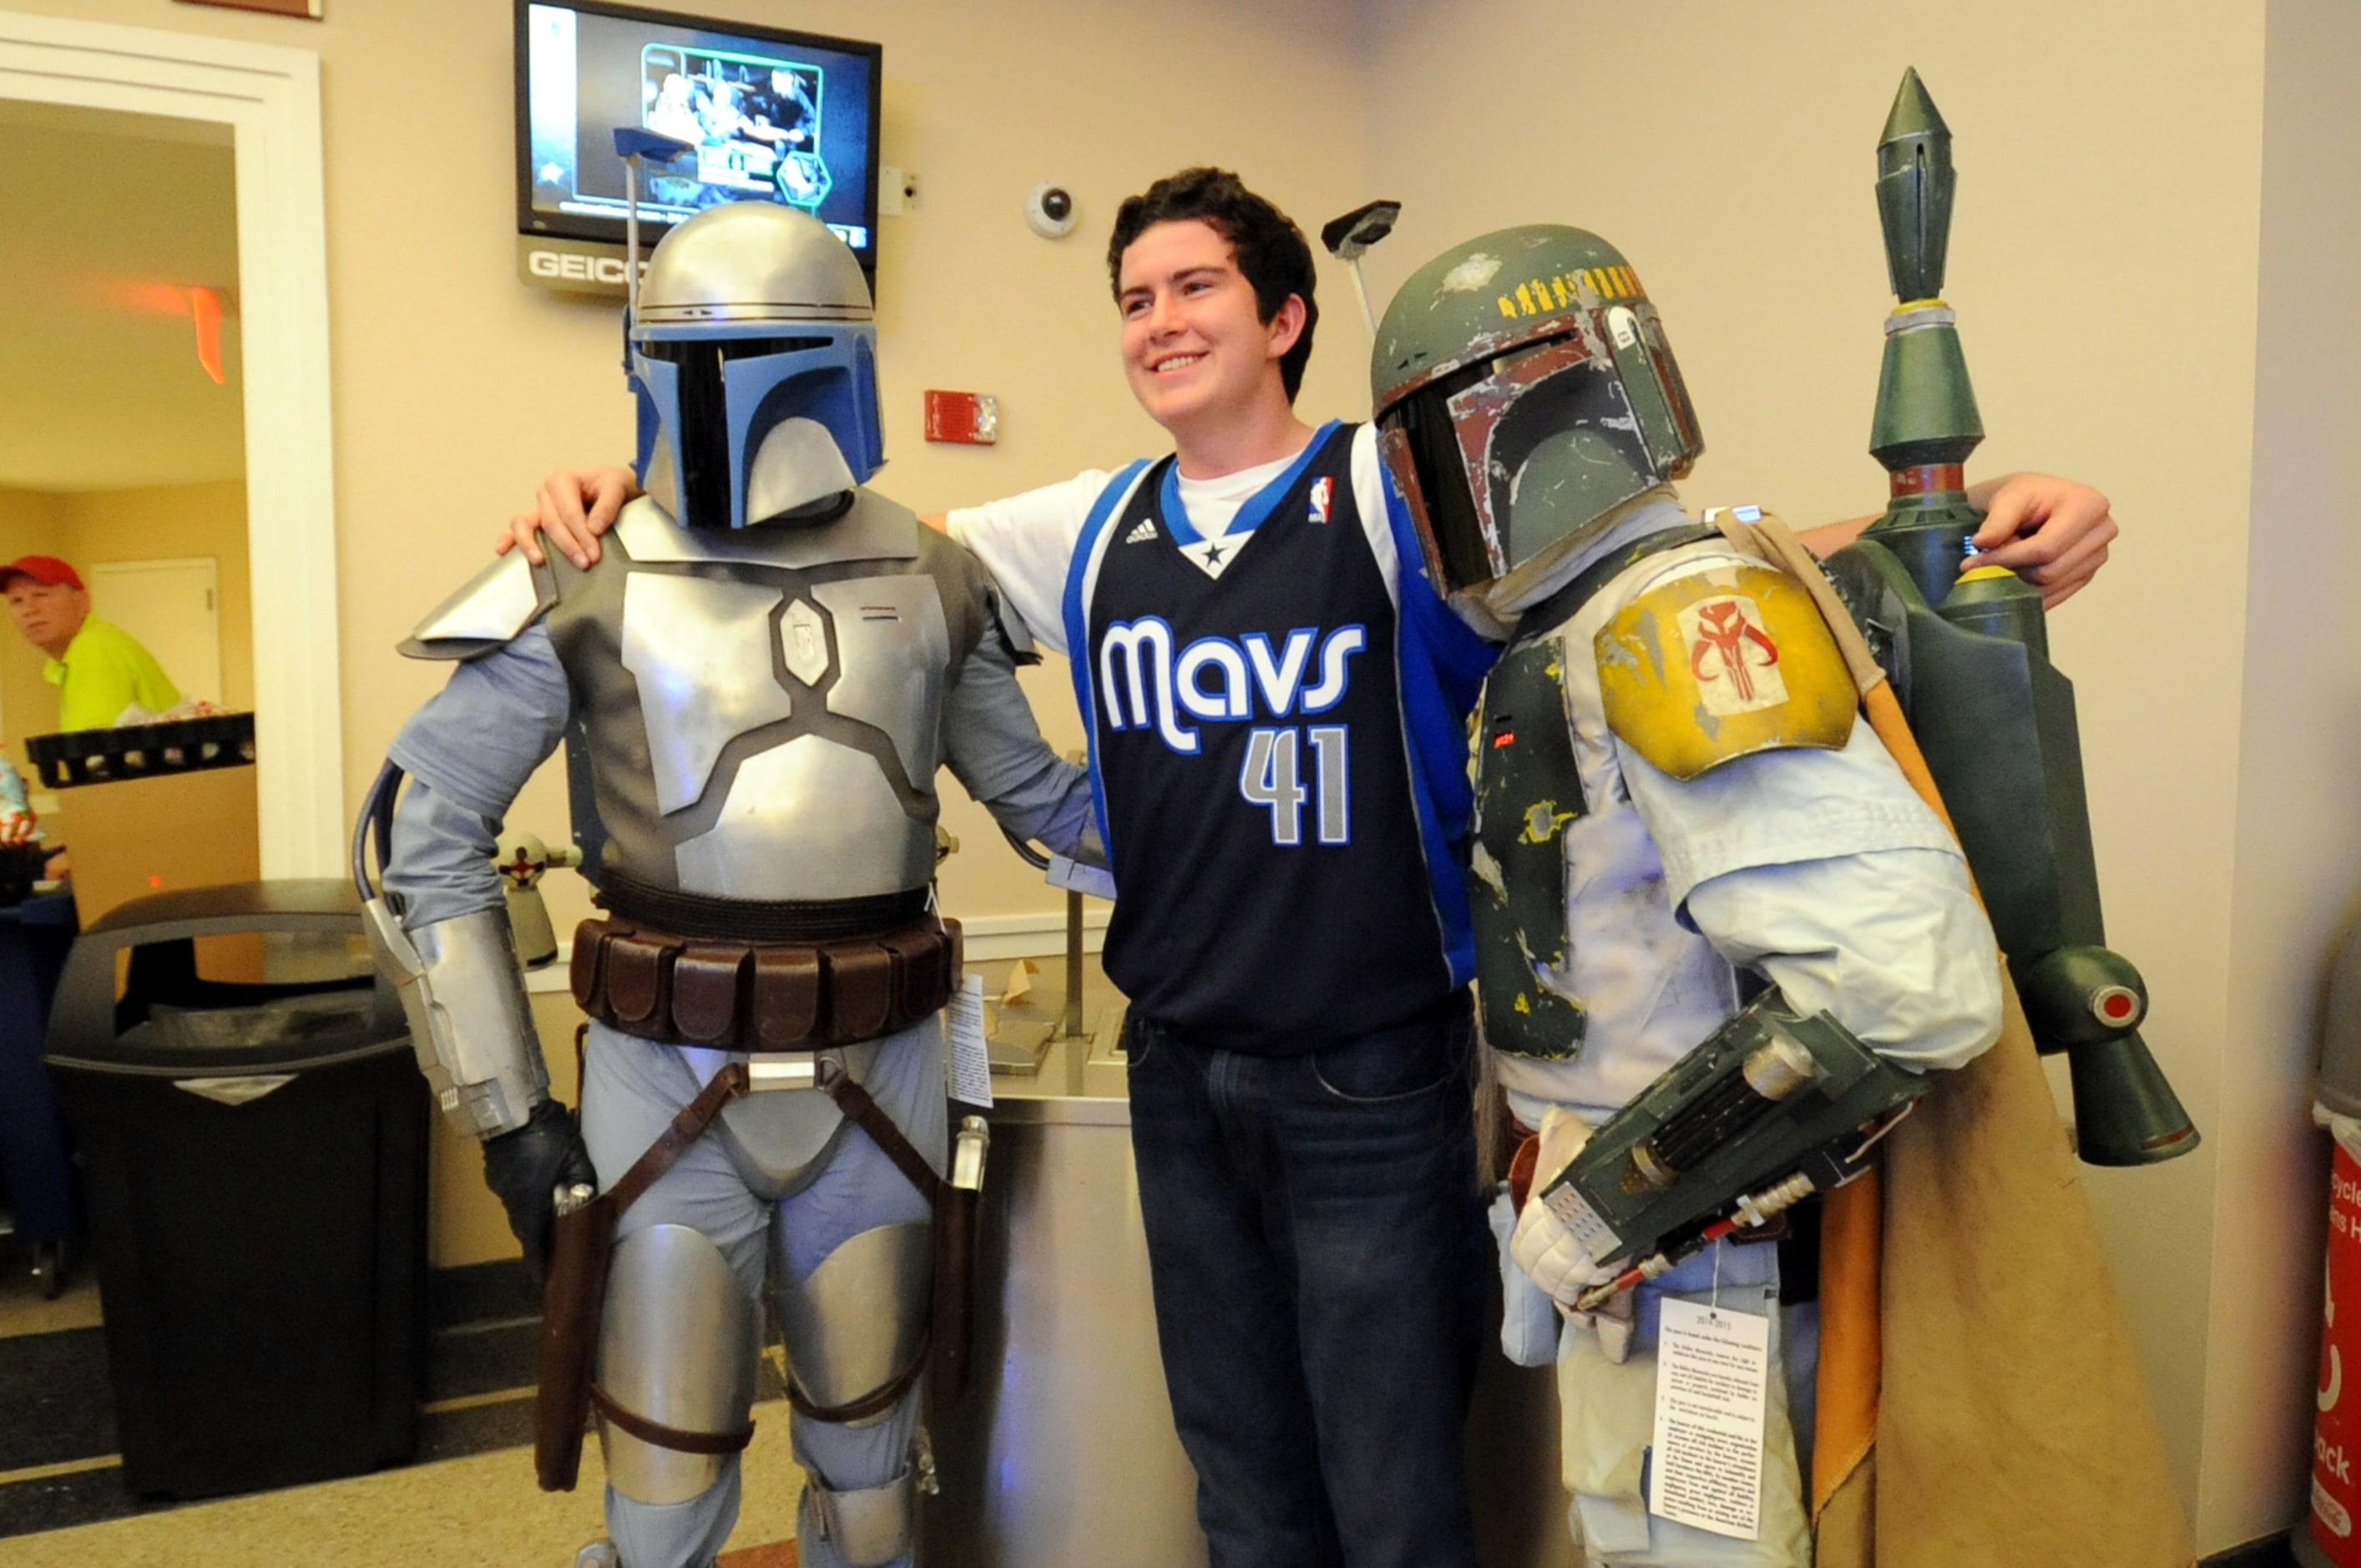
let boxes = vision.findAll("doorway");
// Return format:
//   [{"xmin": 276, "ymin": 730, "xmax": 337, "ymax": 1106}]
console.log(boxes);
[{"xmin": 0, "ymin": 9, "xmax": 341, "ymax": 878}]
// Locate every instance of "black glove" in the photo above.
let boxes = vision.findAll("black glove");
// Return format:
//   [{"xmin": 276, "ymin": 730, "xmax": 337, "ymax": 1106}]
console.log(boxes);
[{"xmin": 481, "ymin": 1099, "xmax": 597, "ymax": 1288}]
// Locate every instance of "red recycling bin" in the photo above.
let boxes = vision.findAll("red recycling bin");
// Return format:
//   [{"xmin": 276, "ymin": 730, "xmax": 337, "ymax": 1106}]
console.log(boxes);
[{"xmin": 2306, "ymin": 1113, "xmax": 2361, "ymax": 1565}]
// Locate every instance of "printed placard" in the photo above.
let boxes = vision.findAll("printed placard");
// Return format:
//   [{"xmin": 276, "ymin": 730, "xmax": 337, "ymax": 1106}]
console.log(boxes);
[
  {"xmin": 1648, "ymin": 1297, "xmax": 1771, "ymax": 1540},
  {"xmin": 948, "ymin": 970, "xmax": 993, "ymax": 1108}
]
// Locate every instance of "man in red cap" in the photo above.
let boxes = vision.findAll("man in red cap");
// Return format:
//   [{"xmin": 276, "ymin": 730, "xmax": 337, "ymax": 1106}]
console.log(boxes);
[{"xmin": 2, "ymin": 556, "xmax": 180, "ymax": 733}]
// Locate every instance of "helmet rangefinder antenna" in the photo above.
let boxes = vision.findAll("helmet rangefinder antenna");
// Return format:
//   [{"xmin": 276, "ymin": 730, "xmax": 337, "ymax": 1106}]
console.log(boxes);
[
  {"xmin": 610, "ymin": 128, "xmax": 695, "ymax": 317},
  {"xmin": 1322, "ymin": 200, "xmax": 1403, "ymax": 337}
]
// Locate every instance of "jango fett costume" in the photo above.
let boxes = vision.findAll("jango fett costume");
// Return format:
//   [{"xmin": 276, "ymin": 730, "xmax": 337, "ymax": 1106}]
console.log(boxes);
[
  {"xmin": 356, "ymin": 202, "xmax": 1093, "ymax": 1568},
  {"xmin": 1371, "ymin": 223, "xmax": 2006, "ymax": 1565}
]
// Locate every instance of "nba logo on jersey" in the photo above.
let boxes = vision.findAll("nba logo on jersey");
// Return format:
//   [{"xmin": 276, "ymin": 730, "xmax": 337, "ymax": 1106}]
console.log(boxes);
[{"xmin": 1307, "ymin": 477, "xmax": 1333, "ymax": 525}]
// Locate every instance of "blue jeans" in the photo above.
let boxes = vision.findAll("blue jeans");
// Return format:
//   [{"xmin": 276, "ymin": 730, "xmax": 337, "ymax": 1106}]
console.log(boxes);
[{"xmin": 1125, "ymin": 997, "xmax": 1489, "ymax": 1568}]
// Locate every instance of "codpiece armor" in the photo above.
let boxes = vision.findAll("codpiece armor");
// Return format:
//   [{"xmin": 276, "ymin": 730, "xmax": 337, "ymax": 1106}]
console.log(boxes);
[
  {"xmin": 361, "ymin": 202, "xmax": 1090, "ymax": 1568},
  {"xmin": 1373, "ymin": 222, "xmax": 2000, "ymax": 1565}
]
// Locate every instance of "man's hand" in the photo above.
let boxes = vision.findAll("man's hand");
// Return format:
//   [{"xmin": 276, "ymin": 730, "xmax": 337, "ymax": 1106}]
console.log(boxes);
[
  {"xmin": 1962, "ymin": 472, "xmax": 2116, "ymax": 609},
  {"xmin": 1509, "ymin": 1107, "xmax": 1618, "ymax": 1308},
  {"xmin": 493, "ymin": 467, "xmax": 640, "ymax": 569},
  {"xmin": 481, "ymin": 1098, "xmax": 597, "ymax": 1289},
  {"xmin": 1793, "ymin": 470, "xmax": 2118, "ymax": 609}
]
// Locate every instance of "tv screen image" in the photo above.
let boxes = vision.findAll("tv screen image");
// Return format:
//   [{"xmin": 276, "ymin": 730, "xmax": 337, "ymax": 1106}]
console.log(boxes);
[{"xmin": 520, "ymin": 0, "xmax": 880, "ymax": 267}]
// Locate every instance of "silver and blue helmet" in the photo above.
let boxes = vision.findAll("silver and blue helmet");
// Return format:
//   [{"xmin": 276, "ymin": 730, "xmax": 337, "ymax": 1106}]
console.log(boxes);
[{"xmin": 629, "ymin": 201, "xmax": 882, "ymax": 529}]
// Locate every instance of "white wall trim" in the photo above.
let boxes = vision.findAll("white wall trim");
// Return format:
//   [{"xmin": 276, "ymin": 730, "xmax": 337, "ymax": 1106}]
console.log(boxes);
[
  {"xmin": 0, "ymin": 9, "xmax": 341, "ymax": 878},
  {"xmin": 948, "ymin": 908, "xmax": 1112, "ymax": 964}
]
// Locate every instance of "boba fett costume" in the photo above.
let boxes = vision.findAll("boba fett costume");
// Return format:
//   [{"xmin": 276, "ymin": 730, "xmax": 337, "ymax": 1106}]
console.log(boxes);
[
  {"xmin": 1370, "ymin": 224, "xmax": 2004, "ymax": 1565},
  {"xmin": 362, "ymin": 203, "xmax": 1094, "ymax": 1568}
]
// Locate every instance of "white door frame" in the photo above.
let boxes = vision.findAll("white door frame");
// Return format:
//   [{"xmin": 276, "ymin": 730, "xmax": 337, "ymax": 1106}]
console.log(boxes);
[{"xmin": 0, "ymin": 9, "xmax": 340, "ymax": 878}]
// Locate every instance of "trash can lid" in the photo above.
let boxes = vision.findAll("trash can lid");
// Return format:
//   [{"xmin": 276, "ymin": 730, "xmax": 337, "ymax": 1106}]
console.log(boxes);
[
  {"xmin": 48, "ymin": 879, "xmax": 402, "ymax": 1071},
  {"xmin": 85, "ymin": 879, "xmax": 360, "ymax": 936}
]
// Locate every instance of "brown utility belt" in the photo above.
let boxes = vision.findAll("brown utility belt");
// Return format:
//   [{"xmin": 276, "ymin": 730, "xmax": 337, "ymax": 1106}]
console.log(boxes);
[{"xmin": 570, "ymin": 913, "xmax": 962, "ymax": 1050}]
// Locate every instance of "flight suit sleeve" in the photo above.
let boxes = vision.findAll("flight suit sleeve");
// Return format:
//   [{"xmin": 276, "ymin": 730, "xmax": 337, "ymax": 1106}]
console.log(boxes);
[
  {"xmin": 940, "ymin": 625, "xmax": 1102, "ymax": 865},
  {"xmin": 384, "ymin": 625, "xmax": 574, "ymax": 928}
]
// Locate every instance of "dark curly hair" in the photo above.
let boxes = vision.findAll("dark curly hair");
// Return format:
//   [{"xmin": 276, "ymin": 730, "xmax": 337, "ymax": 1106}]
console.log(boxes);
[{"xmin": 1107, "ymin": 167, "xmax": 1318, "ymax": 402}]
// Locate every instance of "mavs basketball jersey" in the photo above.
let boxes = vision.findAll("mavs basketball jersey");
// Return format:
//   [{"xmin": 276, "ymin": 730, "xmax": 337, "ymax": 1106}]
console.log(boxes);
[{"xmin": 1060, "ymin": 422, "xmax": 1495, "ymax": 1055}]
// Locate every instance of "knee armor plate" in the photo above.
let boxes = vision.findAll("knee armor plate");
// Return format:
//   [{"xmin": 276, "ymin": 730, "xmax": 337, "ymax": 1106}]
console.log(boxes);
[
  {"xmin": 597, "ymin": 1222, "xmax": 761, "ymax": 1505},
  {"xmin": 802, "ymin": 1464, "xmax": 916, "ymax": 1567},
  {"xmin": 774, "ymin": 1219, "xmax": 931, "ymax": 1424}
]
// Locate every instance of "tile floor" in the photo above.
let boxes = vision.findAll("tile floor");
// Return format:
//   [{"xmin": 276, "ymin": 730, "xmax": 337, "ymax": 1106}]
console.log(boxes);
[{"xmin": 0, "ymin": 1243, "xmax": 804, "ymax": 1565}]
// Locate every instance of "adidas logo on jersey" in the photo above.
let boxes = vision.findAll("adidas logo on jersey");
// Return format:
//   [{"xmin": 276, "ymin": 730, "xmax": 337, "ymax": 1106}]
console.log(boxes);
[{"xmin": 1125, "ymin": 518, "xmax": 1160, "ymax": 544}]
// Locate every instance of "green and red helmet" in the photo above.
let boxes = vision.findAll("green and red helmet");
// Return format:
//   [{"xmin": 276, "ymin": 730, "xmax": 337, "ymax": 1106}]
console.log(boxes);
[{"xmin": 1371, "ymin": 225, "xmax": 1703, "ymax": 602}]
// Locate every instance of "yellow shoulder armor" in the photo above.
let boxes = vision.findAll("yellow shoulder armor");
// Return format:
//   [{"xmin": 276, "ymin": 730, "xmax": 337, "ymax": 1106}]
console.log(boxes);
[{"xmin": 1594, "ymin": 561, "xmax": 1855, "ymax": 780}]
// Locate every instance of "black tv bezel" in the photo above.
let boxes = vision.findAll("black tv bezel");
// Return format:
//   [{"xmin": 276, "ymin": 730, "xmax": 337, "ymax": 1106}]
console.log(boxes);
[{"xmin": 513, "ymin": 0, "xmax": 884, "ymax": 276}]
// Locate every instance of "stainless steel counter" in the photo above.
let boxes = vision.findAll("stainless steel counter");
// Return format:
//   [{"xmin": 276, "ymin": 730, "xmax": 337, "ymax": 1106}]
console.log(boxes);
[
  {"xmin": 928, "ymin": 1084, "xmax": 1208, "ymax": 1567},
  {"xmin": 932, "ymin": 966, "xmax": 1580, "ymax": 1567}
]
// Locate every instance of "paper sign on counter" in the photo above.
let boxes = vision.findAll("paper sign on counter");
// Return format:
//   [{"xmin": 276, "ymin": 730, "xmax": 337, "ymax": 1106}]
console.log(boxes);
[
  {"xmin": 1647, "ymin": 1297, "xmax": 1770, "ymax": 1540},
  {"xmin": 948, "ymin": 971, "xmax": 993, "ymax": 1108}
]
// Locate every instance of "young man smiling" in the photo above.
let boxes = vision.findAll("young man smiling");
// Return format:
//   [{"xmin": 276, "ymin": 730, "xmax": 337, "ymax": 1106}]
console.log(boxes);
[{"xmin": 505, "ymin": 166, "xmax": 2121, "ymax": 1566}]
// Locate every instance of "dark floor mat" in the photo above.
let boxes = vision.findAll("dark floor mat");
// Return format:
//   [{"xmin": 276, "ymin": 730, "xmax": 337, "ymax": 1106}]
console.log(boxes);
[
  {"xmin": 428, "ymin": 1258, "xmax": 538, "ymax": 1331},
  {"xmin": 0, "ymin": 1326, "xmax": 115, "ymax": 1469},
  {"xmin": 426, "ymin": 1317, "xmax": 540, "ymax": 1404},
  {"xmin": 416, "ymin": 1394, "xmax": 538, "ymax": 1464},
  {"xmin": 0, "ymin": 1264, "xmax": 804, "ymax": 1540},
  {"xmin": 0, "ymin": 1464, "xmax": 160, "ymax": 1540}
]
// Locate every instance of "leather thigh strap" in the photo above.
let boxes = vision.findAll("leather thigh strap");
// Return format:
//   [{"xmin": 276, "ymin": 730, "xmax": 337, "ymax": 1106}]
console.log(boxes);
[
  {"xmin": 590, "ymin": 1383, "xmax": 756, "ymax": 1455},
  {"xmin": 786, "ymin": 1335, "xmax": 931, "ymax": 1425},
  {"xmin": 777, "ymin": 1058, "xmax": 944, "ymax": 1425}
]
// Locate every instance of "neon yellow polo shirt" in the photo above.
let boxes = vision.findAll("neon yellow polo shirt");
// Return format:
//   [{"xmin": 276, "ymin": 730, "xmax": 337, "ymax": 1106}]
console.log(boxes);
[{"xmin": 43, "ymin": 615, "xmax": 181, "ymax": 731}]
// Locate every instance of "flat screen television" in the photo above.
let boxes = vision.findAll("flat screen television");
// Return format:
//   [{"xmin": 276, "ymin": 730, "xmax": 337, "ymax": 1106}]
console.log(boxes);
[{"xmin": 517, "ymin": 0, "xmax": 882, "ymax": 281}]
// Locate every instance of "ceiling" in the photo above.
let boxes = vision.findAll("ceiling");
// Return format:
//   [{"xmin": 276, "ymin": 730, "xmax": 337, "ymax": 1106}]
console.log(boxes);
[{"xmin": 0, "ymin": 100, "xmax": 244, "ymax": 493}]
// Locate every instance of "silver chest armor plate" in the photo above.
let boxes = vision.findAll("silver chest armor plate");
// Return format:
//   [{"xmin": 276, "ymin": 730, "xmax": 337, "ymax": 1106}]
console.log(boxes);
[
  {"xmin": 622, "ymin": 568, "xmax": 948, "ymax": 898},
  {"xmin": 548, "ymin": 493, "xmax": 975, "ymax": 902}
]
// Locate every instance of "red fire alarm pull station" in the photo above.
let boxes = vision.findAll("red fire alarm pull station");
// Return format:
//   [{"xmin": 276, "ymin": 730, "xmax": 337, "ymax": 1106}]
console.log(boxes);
[{"xmin": 924, "ymin": 392, "xmax": 999, "ymax": 445}]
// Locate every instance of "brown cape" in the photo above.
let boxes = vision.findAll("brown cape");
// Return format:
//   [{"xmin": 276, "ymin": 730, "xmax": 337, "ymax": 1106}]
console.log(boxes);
[{"xmin": 1808, "ymin": 685, "xmax": 2192, "ymax": 1568}]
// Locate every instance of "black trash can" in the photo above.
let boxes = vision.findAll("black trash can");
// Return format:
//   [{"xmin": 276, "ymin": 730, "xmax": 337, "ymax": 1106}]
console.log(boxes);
[{"xmin": 43, "ymin": 880, "xmax": 428, "ymax": 1500}]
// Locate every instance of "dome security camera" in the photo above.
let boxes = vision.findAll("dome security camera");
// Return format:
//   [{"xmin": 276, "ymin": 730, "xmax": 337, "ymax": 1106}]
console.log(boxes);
[{"xmin": 1025, "ymin": 183, "xmax": 1078, "ymax": 240}]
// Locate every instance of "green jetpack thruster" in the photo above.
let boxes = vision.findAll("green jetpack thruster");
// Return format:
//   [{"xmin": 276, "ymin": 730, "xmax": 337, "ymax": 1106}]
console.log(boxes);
[{"xmin": 1817, "ymin": 68, "xmax": 2197, "ymax": 1167}]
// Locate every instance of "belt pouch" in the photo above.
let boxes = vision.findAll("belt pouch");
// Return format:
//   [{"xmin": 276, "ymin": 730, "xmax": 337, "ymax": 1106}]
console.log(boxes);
[
  {"xmin": 569, "ymin": 921, "xmax": 613, "ymax": 1023},
  {"xmin": 672, "ymin": 942, "xmax": 748, "ymax": 1044},
  {"xmin": 827, "ymin": 940, "xmax": 894, "ymax": 1042},
  {"xmin": 604, "ymin": 929, "xmax": 681, "ymax": 1030},
  {"xmin": 753, "ymin": 946, "xmax": 822, "ymax": 1050}
]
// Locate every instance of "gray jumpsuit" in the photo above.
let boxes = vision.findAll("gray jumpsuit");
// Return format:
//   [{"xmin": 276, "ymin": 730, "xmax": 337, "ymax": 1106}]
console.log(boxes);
[{"xmin": 386, "ymin": 493, "xmax": 1094, "ymax": 1568}]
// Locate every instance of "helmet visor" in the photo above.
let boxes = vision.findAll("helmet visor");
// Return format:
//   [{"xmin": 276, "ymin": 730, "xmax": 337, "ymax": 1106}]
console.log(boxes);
[{"xmin": 636, "ymin": 335, "xmax": 832, "ymax": 529}]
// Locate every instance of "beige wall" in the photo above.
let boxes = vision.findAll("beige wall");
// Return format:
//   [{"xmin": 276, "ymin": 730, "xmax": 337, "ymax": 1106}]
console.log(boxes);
[
  {"xmin": 1358, "ymin": 0, "xmax": 2303, "ymax": 1553},
  {"xmin": 4, "ymin": 0, "xmax": 1368, "ymax": 941},
  {"xmin": 8, "ymin": 0, "xmax": 1370, "ymax": 1252},
  {"xmin": 0, "ymin": 486, "xmax": 67, "ymax": 774},
  {"xmin": 2210, "ymin": 0, "xmax": 2361, "ymax": 1545},
  {"xmin": 6, "ymin": 0, "xmax": 2343, "ymax": 1549}
]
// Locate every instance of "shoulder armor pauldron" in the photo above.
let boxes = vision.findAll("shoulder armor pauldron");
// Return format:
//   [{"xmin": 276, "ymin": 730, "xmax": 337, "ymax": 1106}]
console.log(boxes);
[
  {"xmin": 1595, "ymin": 559, "xmax": 1856, "ymax": 779},
  {"xmin": 399, "ymin": 551, "xmax": 558, "ymax": 660}
]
